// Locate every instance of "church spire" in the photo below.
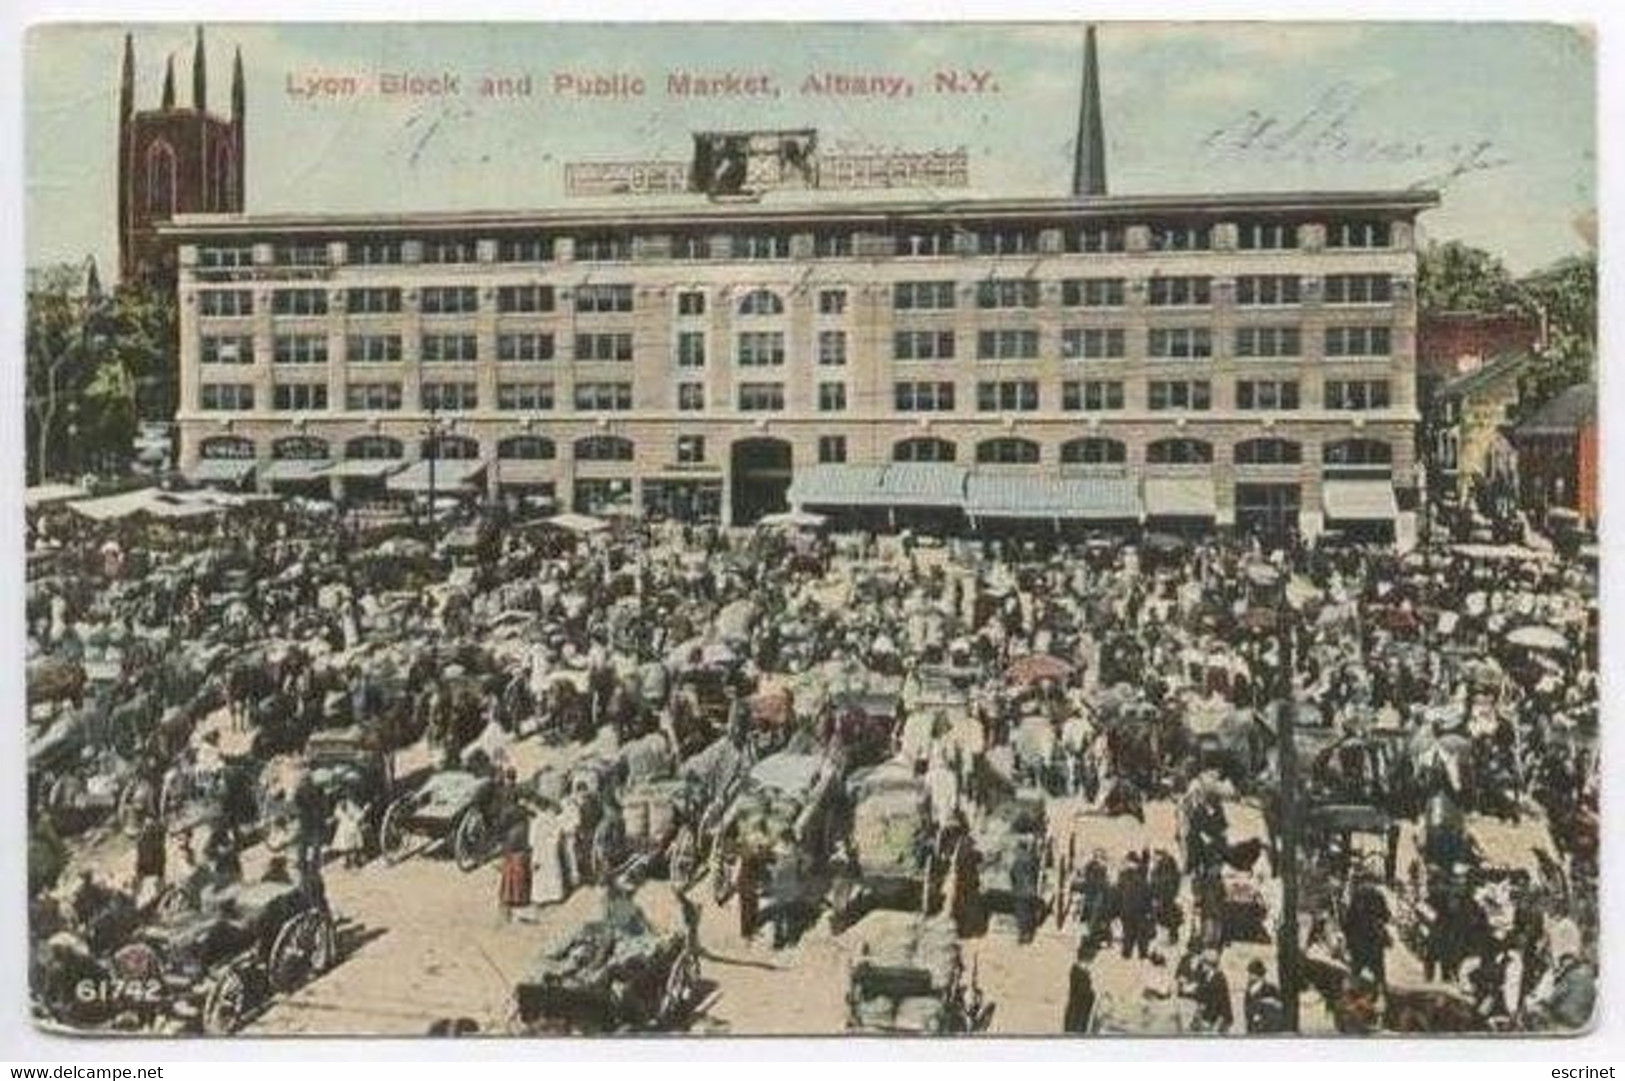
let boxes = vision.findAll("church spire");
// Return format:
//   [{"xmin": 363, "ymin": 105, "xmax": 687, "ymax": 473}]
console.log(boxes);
[
  {"xmin": 231, "ymin": 46, "xmax": 245, "ymax": 122},
  {"xmin": 192, "ymin": 26, "xmax": 207, "ymax": 110},
  {"xmin": 119, "ymin": 34, "xmax": 134, "ymax": 121},
  {"xmin": 161, "ymin": 54, "xmax": 176, "ymax": 109},
  {"xmin": 1071, "ymin": 24, "xmax": 1107, "ymax": 197}
]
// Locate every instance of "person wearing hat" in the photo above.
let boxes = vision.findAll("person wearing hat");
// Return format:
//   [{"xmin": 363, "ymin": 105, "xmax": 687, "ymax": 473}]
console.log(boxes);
[
  {"xmin": 1115, "ymin": 850, "xmax": 1154, "ymax": 960},
  {"xmin": 1189, "ymin": 948, "xmax": 1234, "ymax": 1034},
  {"xmin": 1243, "ymin": 959, "xmax": 1286, "ymax": 1033}
]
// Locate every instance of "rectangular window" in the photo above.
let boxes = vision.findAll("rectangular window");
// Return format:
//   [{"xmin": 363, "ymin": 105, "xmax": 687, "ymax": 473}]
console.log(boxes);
[
  {"xmin": 574, "ymin": 284, "xmax": 635, "ymax": 313},
  {"xmin": 677, "ymin": 332, "xmax": 707, "ymax": 369},
  {"xmin": 676, "ymin": 435, "xmax": 706, "ymax": 464},
  {"xmin": 346, "ymin": 287, "xmax": 401, "ymax": 314},
  {"xmin": 421, "ymin": 238, "xmax": 477, "ymax": 265},
  {"xmin": 1323, "ymin": 274, "xmax": 1394, "ymax": 304},
  {"xmin": 1068, "ymin": 225, "xmax": 1126, "ymax": 254},
  {"xmin": 672, "ymin": 234, "xmax": 711, "ymax": 261},
  {"xmin": 977, "ymin": 380, "xmax": 1040, "ymax": 412},
  {"xmin": 893, "ymin": 281, "xmax": 957, "ymax": 310},
  {"xmin": 976, "ymin": 329, "xmax": 1040, "ymax": 360},
  {"xmin": 818, "ymin": 435, "xmax": 847, "ymax": 464},
  {"xmin": 1147, "ymin": 276, "xmax": 1213, "ymax": 306},
  {"xmin": 1061, "ymin": 278, "xmax": 1126, "ymax": 307},
  {"xmin": 199, "ymin": 290, "xmax": 253, "ymax": 317},
  {"xmin": 1236, "ymin": 380, "xmax": 1301, "ymax": 410},
  {"xmin": 273, "ymin": 334, "xmax": 328, "ymax": 365},
  {"xmin": 199, "ymin": 383, "xmax": 255, "ymax": 411},
  {"xmin": 1234, "ymin": 326, "xmax": 1302, "ymax": 358},
  {"xmin": 574, "ymin": 382, "xmax": 634, "ymax": 411},
  {"xmin": 1149, "ymin": 224, "xmax": 1213, "ymax": 252},
  {"xmin": 737, "ymin": 383, "xmax": 786, "ymax": 412},
  {"xmin": 975, "ymin": 228, "xmax": 1039, "ymax": 255},
  {"xmin": 1237, "ymin": 222, "xmax": 1300, "ymax": 250},
  {"xmin": 976, "ymin": 280, "xmax": 1041, "ymax": 309},
  {"xmin": 575, "ymin": 234, "xmax": 631, "ymax": 262},
  {"xmin": 677, "ymin": 383, "xmax": 705, "ymax": 412},
  {"xmin": 497, "ymin": 382, "xmax": 555, "ymax": 411},
  {"xmin": 894, "ymin": 331, "xmax": 956, "ymax": 361},
  {"xmin": 1148, "ymin": 380, "xmax": 1212, "ymax": 411},
  {"xmin": 814, "ymin": 233, "xmax": 852, "ymax": 259},
  {"xmin": 1327, "ymin": 220, "xmax": 1392, "ymax": 249},
  {"xmin": 1235, "ymin": 275, "xmax": 1302, "ymax": 306},
  {"xmin": 1324, "ymin": 380, "xmax": 1392, "ymax": 410},
  {"xmin": 1062, "ymin": 380, "xmax": 1125, "ymax": 411},
  {"xmin": 420, "ymin": 382, "xmax": 477, "ymax": 411},
  {"xmin": 575, "ymin": 333, "xmax": 634, "ymax": 362},
  {"xmin": 677, "ymin": 290, "xmax": 707, "ymax": 316},
  {"xmin": 271, "ymin": 289, "xmax": 328, "ymax": 316},
  {"xmin": 419, "ymin": 286, "xmax": 479, "ymax": 315},
  {"xmin": 351, "ymin": 240, "xmax": 403, "ymax": 266},
  {"xmin": 1325, "ymin": 325, "xmax": 1394, "ymax": 357},
  {"xmin": 421, "ymin": 334, "xmax": 478, "ymax": 363},
  {"xmin": 818, "ymin": 330, "xmax": 848, "ymax": 366},
  {"xmin": 497, "ymin": 333, "xmax": 555, "ymax": 362},
  {"xmin": 273, "ymin": 244, "xmax": 327, "ymax": 267},
  {"xmin": 729, "ymin": 233, "xmax": 791, "ymax": 260},
  {"xmin": 344, "ymin": 382, "xmax": 403, "ymax": 411},
  {"xmin": 272, "ymin": 383, "xmax": 328, "ymax": 411},
  {"xmin": 894, "ymin": 381, "xmax": 956, "ymax": 412},
  {"xmin": 497, "ymin": 236, "xmax": 554, "ymax": 263},
  {"xmin": 818, "ymin": 382, "xmax": 848, "ymax": 412},
  {"xmin": 1061, "ymin": 327, "xmax": 1127, "ymax": 360},
  {"xmin": 737, "ymin": 331, "xmax": 786, "ymax": 367},
  {"xmin": 346, "ymin": 334, "xmax": 402, "ymax": 363},
  {"xmin": 199, "ymin": 246, "xmax": 252, "ymax": 269},
  {"xmin": 1148, "ymin": 327, "xmax": 1214, "ymax": 359},
  {"xmin": 201, "ymin": 335, "xmax": 254, "ymax": 365},
  {"xmin": 818, "ymin": 289, "xmax": 848, "ymax": 315},
  {"xmin": 496, "ymin": 285, "xmax": 555, "ymax": 313},
  {"xmin": 896, "ymin": 229, "xmax": 957, "ymax": 258}
]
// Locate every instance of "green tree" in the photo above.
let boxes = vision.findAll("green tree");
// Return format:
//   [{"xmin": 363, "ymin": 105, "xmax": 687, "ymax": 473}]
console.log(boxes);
[
  {"xmin": 1417, "ymin": 240, "xmax": 1519, "ymax": 312},
  {"xmin": 1515, "ymin": 253, "xmax": 1597, "ymax": 413}
]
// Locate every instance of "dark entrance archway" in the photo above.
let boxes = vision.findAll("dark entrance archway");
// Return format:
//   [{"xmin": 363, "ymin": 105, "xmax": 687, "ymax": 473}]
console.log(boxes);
[{"xmin": 730, "ymin": 438, "xmax": 792, "ymax": 525}]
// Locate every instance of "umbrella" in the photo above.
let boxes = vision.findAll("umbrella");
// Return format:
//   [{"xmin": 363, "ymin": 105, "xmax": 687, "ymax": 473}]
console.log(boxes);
[
  {"xmin": 1006, "ymin": 653, "xmax": 1076, "ymax": 687},
  {"xmin": 1506, "ymin": 625, "xmax": 1567, "ymax": 653}
]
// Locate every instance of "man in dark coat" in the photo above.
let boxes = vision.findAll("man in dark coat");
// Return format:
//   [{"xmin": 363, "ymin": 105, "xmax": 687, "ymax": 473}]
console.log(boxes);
[
  {"xmin": 133, "ymin": 817, "xmax": 166, "ymax": 899},
  {"xmin": 1116, "ymin": 852, "xmax": 1154, "ymax": 960},
  {"xmin": 1077, "ymin": 851, "xmax": 1113, "ymax": 953},
  {"xmin": 1063, "ymin": 946, "xmax": 1096, "ymax": 1034},
  {"xmin": 293, "ymin": 773, "xmax": 329, "ymax": 876},
  {"xmin": 1009, "ymin": 837, "xmax": 1042, "ymax": 945},
  {"xmin": 1189, "ymin": 950, "xmax": 1235, "ymax": 1033},
  {"xmin": 1342, "ymin": 878, "xmax": 1392, "ymax": 990}
]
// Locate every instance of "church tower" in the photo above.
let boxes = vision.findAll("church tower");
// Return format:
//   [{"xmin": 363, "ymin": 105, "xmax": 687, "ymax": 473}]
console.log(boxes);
[{"xmin": 117, "ymin": 27, "xmax": 245, "ymax": 285}]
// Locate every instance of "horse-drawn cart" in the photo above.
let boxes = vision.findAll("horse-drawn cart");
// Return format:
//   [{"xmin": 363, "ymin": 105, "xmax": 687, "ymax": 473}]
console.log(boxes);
[
  {"xmin": 845, "ymin": 913, "xmax": 989, "ymax": 1034},
  {"xmin": 380, "ymin": 770, "xmax": 505, "ymax": 872},
  {"xmin": 831, "ymin": 762, "xmax": 942, "ymax": 931}
]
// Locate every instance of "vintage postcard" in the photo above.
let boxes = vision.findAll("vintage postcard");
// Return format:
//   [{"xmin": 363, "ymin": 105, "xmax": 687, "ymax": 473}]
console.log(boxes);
[{"xmin": 22, "ymin": 21, "xmax": 1597, "ymax": 1038}]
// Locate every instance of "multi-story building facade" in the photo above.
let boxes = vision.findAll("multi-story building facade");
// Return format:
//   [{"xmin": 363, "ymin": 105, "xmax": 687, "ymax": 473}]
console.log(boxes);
[{"xmin": 165, "ymin": 190, "xmax": 1436, "ymax": 542}]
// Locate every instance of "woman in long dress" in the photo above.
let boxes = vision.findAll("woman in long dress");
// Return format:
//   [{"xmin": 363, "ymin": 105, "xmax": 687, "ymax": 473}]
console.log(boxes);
[
  {"xmin": 331, "ymin": 796, "xmax": 367, "ymax": 869},
  {"xmin": 529, "ymin": 802, "xmax": 567, "ymax": 906},
  {"xmin": 499, "ymin": 818, "xmax": 533, "ymax": 921}
]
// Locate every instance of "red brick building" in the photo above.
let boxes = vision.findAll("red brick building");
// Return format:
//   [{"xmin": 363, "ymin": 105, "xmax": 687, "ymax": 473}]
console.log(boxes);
[{"xmin": 1512, "ymin": 382, "xmax": 1597, "ymax": 529}]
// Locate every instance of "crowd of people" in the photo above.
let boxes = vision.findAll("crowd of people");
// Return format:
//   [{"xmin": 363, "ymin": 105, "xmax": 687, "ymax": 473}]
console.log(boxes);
[{"xmin": 25, "ymin": 493, "xmax": 1600, "ymax": 1035}]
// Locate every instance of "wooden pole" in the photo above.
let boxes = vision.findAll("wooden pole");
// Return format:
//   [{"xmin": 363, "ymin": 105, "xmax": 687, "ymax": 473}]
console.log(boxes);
[{"xmin": 1276, "ymin": 611, "xmax": 1301, "ymax": 1031}]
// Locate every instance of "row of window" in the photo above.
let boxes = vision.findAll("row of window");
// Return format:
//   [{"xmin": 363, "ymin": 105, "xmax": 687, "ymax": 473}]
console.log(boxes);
[
  {"xmin": 201, "ymin": 220, "xmax": 1396, "ymax": 271},
  {"xmin": 889, "ymin": 379, "xmax": 1392, "ymax": 413}
]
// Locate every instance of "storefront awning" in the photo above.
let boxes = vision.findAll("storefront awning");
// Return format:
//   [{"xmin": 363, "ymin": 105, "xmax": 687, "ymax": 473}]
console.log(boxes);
[
  {"xmin": 185, "ymin": 458, "xmax": 255, "ymax": 486},
  {"xmin": 386, "ymin": 459, "xmax": 487, "ymax": 494},
  {"xmin": 329, "ymin": 459, "xmax": 405, "ymax": 480},
  {"xmin": 965, "ymin": 475, "xmax": 1141, "ymax": 519},
  {"xmin": 1144, "ymin": 477, "xmax": 1217, "ymax": 518},
  {"xmin": 1323, "ymin": 480, "xmax": 1399, "ymax": 521},
  {"xmin": 787, "ymin": 465, "xmax": 888, "ymax": 507},
  {"xmin": 494, "ymin": 461, "xmax": 559, "ymax": 486},
  {"xmin": 879, "ymin": 464, "xmax": 969, "ymax": 507},
  {"xmin": 261, "ymin": 460, "xmax": 333, "ymax": 483}
]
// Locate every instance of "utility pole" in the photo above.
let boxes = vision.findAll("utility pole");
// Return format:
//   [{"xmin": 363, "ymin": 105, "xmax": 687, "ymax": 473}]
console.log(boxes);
[{"xmin": 1275, "ymin": 609, "xmax": 1301, "ymax": 1031}]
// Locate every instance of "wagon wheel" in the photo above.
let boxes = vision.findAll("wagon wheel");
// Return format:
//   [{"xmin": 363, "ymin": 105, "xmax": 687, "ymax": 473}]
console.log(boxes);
[
  {"xmin": 268, "ymin": 909, "xmax": 336, "ymax": 992},
  {"xmin": 379, "ymin": 796, "xmax": 413, "ymax": 864},
  {"xmin": 117, "ymin": 778, "xmax": 156, "ymax": 837},
  {"xmin": 453, "ymin": 807, "xmax": 492, "ymax": 872},
  {"xmin": 919, "ymin": 849, "xmax": 936, "ymax": 917},
  {"xmin": 658, "ymin": 946, "xmax": 700, "ymax": 1027},
  {"xmin": 155, "ymin": 883, "xmax": 197, "ymax": 921},
  {"xmin": 202, "ymin": 969, "xmax": 247, "ymax": 1036}
]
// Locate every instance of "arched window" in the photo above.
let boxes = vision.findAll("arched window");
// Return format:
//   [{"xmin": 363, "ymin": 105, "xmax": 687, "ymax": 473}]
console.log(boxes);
[
  {"xmin": 199, "ymin": 436, "xmax": 254, "ymax": 460},
  {"xmin": 422, "ymin": 435, "xmax": 480, "ymax": 461},
  {"xmin": 1061, "ymin": 437, "xmax": 1127, "ymax": 465},
  {"xmin": 893, "ymin": 437, "xmax": 957, "ymax": 463},
  {"xmin": 145, "ymin": 141, "xmax": 176, "ymax": 215},
  {"xmin": 272, "ymin": 436, "xmax": 330, "ymax": 460},
  {"xmin": 346, "ymin": 436, "xmax": 403, "ymax": 460},
  {"xmin": 498, "ymin": 436, "xmax": 556, "ymax": 461},
  {"xmin": 1234, "ymin": 438, "xmax": 1303, "ymax": 466},
  {"xmin": 1147, "ymin": 438, "xmax": 1214, "ymax": 465},
  {"xmin": 575, "ymin": 435, "xmax": 634, "ymax": 462},
  {"xmin": 1323, "ymin": 439, "xmax": 1393, "ymax": 466},
  {"xmin": 976, "ymin": 438, "xmax": 1040, "ymax": 465},
  {"xmin": 737, "ymin": 289, "xmax": 785, "ymax": 316}
]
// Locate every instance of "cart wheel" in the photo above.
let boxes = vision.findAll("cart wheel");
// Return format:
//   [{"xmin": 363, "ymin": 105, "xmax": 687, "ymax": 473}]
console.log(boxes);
[
  {"xmin": 117, "ymin": 779, "xmax": 155, "ymax": 837},
  {"xmin": 453, "ymin": 808, "xmax": 491, "ymax": 872},
  {"xmin": 659, "ymin": 947, "xmax": 699, "ymax": 1027},
  {"xmin": 380, "ymin": 797, "xmax": 411, "ymax": 864},
  {"xmin": 155, "ymin": 884, "xmax": 196, "ymax": 921},
  {"xmin": 268, "ymin": 910, "xmax": 333, "ymax": 993},
  {"xmin": 202, "ymin": 970, "xmax": 246, "ymax": 1036}
]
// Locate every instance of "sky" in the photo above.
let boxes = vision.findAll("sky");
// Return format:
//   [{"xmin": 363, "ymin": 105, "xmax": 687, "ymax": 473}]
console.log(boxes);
[{"xmin": 23, "ymin": 21, "xmax": 1596, "ymax": 276}]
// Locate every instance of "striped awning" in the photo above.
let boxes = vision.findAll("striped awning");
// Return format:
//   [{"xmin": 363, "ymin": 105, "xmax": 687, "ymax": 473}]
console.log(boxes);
[
  {"xmin": 185, "ymin": 458, "xmax": 256, "ymax": 485},
  {"xmin": 965, "ymin": 474, "xmax": 1141, "ymax": 519},
  {"xmin": 329, "ymin": 459, "xmax": 405, "ymax": 480},
  {"xmin": 386, "ymin": 459, "xmax": 487, "ymax": 494},
  {"xmin": 1144, "ymin": 477, "xmax": 1218, "ymax": 518},
  {"xmin": 1323, "ymin": 480, "xmax": 1399, "ymax": 521},
  {"xmin": 878, "ymin": 464, "xmax": 969, "ymax": 507},
  {"xmin": 261, "ymin": 459, "xmax": 333, "ymax": 483},
  {"xmin": 787, "ymin": 464, "xmax": 888, "ymax": 507}
]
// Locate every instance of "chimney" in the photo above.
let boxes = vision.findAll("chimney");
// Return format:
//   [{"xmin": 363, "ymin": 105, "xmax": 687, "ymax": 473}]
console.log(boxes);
[{"xmin": 1071, "ymin": 24, "xmax": 1107, "ymax": 197}]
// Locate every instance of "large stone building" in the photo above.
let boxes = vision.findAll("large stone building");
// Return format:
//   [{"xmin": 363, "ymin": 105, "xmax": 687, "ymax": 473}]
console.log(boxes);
[{"xmin": 158, "ymin": 29, "xmax": 1438, "ymax": 544}]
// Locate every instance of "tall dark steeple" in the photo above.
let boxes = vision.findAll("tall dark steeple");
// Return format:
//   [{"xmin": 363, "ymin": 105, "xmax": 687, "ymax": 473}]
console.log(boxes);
[
  {"xmin": 231, "ymin": 46, "xmax": 246, "ymax": 207},
  {"xmin": 192, "ymin": 26, "xmax": 207, "ymax": 110},
  {"xmin": 231, "ymin": 46, "xmax": 245, "ymax": 122},
  {"xmin": 161, "ymin": 54, "xmax": 176, "ymax": 109},
  {"xmin": 119, "ymin": 35, "xmax": 134, "ymax": 250},
  {"xmin": 1071, "ymin": 24, "xmax": 1107, "ymax": 197}
]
